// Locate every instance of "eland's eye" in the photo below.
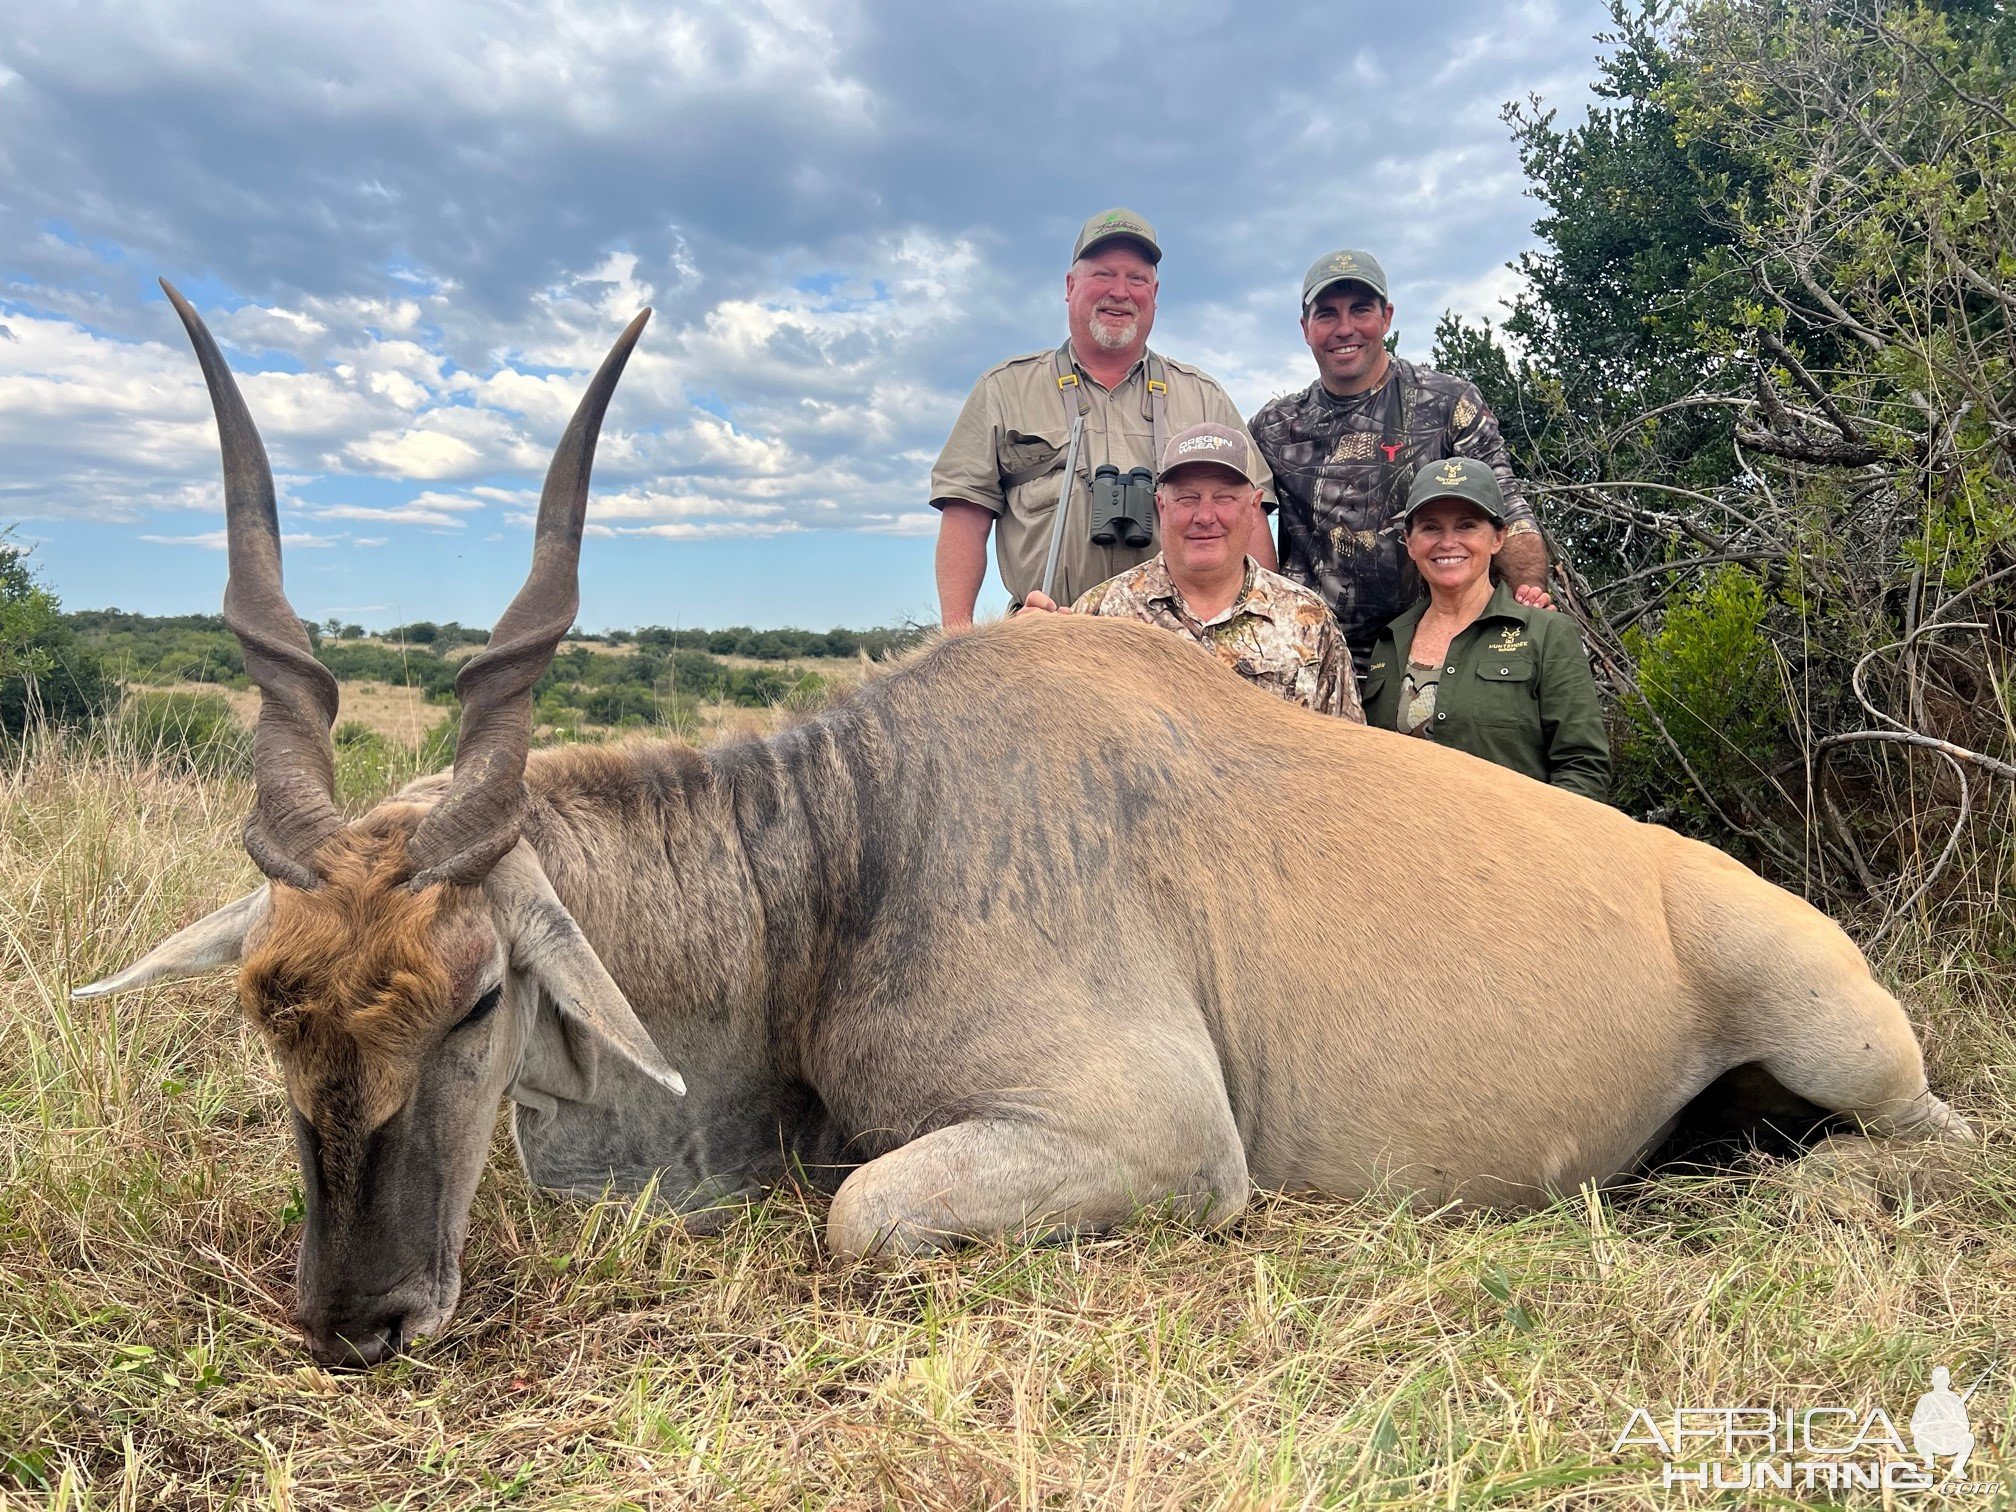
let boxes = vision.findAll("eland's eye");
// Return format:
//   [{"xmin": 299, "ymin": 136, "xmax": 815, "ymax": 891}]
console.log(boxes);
[{"xmin": 455, "ymin": 985, "xmax": 503, "ymax": 1033}]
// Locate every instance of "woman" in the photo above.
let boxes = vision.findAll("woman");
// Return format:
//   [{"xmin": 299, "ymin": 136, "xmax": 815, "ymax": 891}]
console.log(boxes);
[{"xmin": 1360, "ymin": 457, "xmax": 1610, "ymax": 799}]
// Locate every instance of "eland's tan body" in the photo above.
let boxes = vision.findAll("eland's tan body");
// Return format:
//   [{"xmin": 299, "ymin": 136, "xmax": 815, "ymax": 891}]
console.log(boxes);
[{"xmin": 82, "ymin": 288, "xmax": 1970, "ymax": 1365}]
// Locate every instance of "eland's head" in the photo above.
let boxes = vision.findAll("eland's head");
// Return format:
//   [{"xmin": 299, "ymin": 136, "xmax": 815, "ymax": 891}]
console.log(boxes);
[{"xmin": 75, "ymin": 284, "xmax": 679, "ymax": 1365}]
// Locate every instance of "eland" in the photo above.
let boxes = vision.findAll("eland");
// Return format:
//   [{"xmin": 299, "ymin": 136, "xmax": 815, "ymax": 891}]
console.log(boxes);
[{"xmin": 78, "ymin": 283, "xmax": 1972, "ymax": 1365}]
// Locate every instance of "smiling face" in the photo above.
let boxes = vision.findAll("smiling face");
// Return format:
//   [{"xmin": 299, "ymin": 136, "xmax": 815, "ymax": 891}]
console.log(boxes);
[
  {"xmin": 1066, "ymin": 243, "xmax": 1158, "ymax": 360},
  {"xmin": 1404, "ymin": 498, "xmax": 1506, "ymax": 597},
  {"xmin": 1302, "ymin": 281, "xmax": 1395, "ymax": 395},
  {"xmin": 1157, "ymin": 463, "xmax": 1261, "ymax": 582}
]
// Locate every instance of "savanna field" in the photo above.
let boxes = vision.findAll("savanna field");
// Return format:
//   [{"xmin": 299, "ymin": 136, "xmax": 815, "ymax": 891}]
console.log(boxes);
[
  {"xmin": 2, "ymin": 710, "xmax": 2013, "ymax": 1511},
  {"xmin": 4, "ymin": 0, "xmax": 2015, "ymax": 1501}
]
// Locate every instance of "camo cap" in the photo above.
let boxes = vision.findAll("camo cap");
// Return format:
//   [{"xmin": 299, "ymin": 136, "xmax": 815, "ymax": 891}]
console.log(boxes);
[
  {"xmin": 1073, "ymin": 207, "xmax": 1162, "ymax": 266},
  {"xmin": 1302, "ymin": 249, "xmax": 1390, "ymax": 310},
  {"xmin": 1158, "ymin": 422, "xmax": 1257, "ymax": 486},
  {"xmin": 1402, "ymin": 455, "xmax": 1507, "ymax": 525}
]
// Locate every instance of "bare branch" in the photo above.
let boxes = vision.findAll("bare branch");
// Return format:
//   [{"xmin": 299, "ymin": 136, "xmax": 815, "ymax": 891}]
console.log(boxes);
[
  {"xmin": 1734, "ymin": 429, "xmax": 1888, "ymax": 466},
  {"xmin": 1758, "ymin": 331, "xmax": 1864, "ymax": 444},
  {"xmin": 1810, "ymin": 730, "xmax": 2016, "ymax": 782},
  {"xmin": 1587, "ymin": 551, "xmax": 1783, "ymax": 599},
  {"xmin": 1862, "ymin": 752, "xmax": 1968, "ymax": 951}
]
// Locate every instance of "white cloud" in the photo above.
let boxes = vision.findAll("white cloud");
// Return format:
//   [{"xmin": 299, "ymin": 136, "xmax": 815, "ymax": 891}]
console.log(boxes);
[
  {"xmin": 1438, "ymin": 263, "xmax": 1531, "ymax": 336},
  {"xmin": 855, "ymin": 511, "xmax": 938, "ymax": 537},
  {"xmin": 309, "ymin": 503, "xmax": 473, "ymax": 528},
  {"xmin": 608, "ymin": 520, "xmax": 805, "ymax": 541},
  {"xmin": 590, "ymin": 487, "xmax": 785, "ymax": 522},
  {"xmin": 141, "ymin": 529, "xmax": 340, "ymax": 550},
  {"xmin": 340, "ymin": 427, "xmax": 487, "ymax": 479}
]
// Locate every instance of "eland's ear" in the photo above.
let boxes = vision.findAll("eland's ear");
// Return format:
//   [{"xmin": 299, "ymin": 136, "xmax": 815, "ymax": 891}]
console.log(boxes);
[
  {"xmin": 485, "ymin": 844, "xmax": 685, "ymax": 1096},
  {"xmin": 72, "ymin": 886, "xmax": 272, "ymax": 999}
]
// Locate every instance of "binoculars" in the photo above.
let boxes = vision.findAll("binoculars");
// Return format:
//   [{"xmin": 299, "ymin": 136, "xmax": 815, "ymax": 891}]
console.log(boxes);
[{"xmin": 1088, "ymin": 464, "xmax": 1156, "ymax": 548}]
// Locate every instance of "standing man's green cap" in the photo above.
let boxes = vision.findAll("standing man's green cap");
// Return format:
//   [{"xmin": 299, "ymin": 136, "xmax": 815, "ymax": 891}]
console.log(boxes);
[
  {"xmin": 1403, "ymin": 456, "xmax": 1507, "ymax": 525},
  {"xmin": 1074, "ymin": 208, "xmax": 1162, "ymax": 265},
  {"xmin": 1301, "ymin": 249, "xmax": 1389, "ymax": 310}
]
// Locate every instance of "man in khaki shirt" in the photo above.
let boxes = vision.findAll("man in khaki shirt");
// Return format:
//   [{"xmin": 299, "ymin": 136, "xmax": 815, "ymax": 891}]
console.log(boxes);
[
  {"xmin": 1024, "ymin": 423, "xmax": 1360, "ymax": 720},
  {"xmin": 930, "ymin": 209, "xmax": 1275, "ymax": 625}
]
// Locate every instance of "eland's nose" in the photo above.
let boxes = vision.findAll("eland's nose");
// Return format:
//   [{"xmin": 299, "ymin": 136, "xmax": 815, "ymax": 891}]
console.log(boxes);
[{"xmin": 303, "ymin": 1309, "xmax": 408, "ymax": 1367}]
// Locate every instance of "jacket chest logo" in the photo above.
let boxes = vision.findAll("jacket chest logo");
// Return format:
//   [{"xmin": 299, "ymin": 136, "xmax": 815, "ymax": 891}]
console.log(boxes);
[{"xmin": 1490, "ymin": 627, "xmax": 1529, "ymax": 653}]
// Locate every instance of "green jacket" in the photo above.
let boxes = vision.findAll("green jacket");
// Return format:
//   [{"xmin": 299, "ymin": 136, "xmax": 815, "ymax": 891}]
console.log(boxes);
[{"xmin": 1361, "ymin": 582, "xmax": 1611, "ymax": 800}]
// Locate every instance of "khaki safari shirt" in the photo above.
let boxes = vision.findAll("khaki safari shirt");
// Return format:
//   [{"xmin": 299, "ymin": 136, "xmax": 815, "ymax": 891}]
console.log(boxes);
[
  {"xmin": 932, "ymin": 346, "xmax": 1275, "ymax": 609},
  {"xmin": 1248, "ymin": 357, "xmax": 1539, "ymax": 671},
  {"xmin": 1072, "ymin": 554, "xmax": 1363, "ymax": 721},
  {"xmin": 1360, "ymin": 581, "xmax": 1609, "ymax": 799}
]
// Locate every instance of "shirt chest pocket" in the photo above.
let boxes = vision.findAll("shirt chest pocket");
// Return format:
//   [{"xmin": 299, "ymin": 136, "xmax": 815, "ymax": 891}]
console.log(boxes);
[
  {"xmin": 1468, "ymin": 656, "xmax": 1536, "ymax": 722},
  {"xmin": 998, "ymin": 428, "xmax": 1065, "ymax": 488},
  {"xmin": 1233, "ymin": 644, "xmax": 1311, "ymax": 693}
]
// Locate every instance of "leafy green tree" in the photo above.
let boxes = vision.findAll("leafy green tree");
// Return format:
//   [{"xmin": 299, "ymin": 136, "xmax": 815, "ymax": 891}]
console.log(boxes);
[
  {"xmin": 1438, "ymin": 0, "xmax": 2014, "ymax": 902},
  {"xmin": 1, "ymin": 532, "xmax": 115, "ymax": 737},
  {"xmin": 1432, "ymin": 2, "xmax": 1769, "ymax": 583}
]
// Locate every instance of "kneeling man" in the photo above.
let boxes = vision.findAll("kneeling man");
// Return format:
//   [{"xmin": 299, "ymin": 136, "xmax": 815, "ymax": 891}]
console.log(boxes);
[{"xmin": 1027, "ymin": 424, "xmax": 1363, "ymax": 720}]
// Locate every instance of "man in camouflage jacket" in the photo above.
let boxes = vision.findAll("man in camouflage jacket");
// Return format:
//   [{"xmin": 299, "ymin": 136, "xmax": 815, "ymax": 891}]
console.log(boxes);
[{"xmin": 1249, "ymin": 249, "xmax": 1549, "ymax": 673}]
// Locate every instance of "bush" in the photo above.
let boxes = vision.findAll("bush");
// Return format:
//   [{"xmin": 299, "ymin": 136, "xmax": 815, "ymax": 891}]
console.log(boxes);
[
  {"xmin": 577, "ymin": 684, "xmax": 660, "ymax": 725},
  {"xmin": 113, "ymin": 690, "xmax": 251, "ymax": 776},
  {"xmin": 1, "ymin": 533, "xmax": 118, "ymax": 738},
  {"xmin": 330, "ymin": 717, "xmax": 463, "ymax": 806},
  {"xmin": 316, "ymin": 642, "xmax": 457, "ymax": 700},
  {"xmin": 1614, "ymin": 567, "xmax": 1791, "ymax": 831},
  {"xmin": 419, "ymin": 715, "xmax": 457, "ymax": 770}
]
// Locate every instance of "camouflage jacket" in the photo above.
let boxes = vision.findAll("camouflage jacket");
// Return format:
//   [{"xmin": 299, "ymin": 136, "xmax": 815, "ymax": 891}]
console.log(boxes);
[
  {"xmin": 1248, "ymin": 358, "xmax": 1538, "ymax": 669},
  {"xmin": 1072, "ymin": 555, "xmax": 1364, "ymax": 721}
]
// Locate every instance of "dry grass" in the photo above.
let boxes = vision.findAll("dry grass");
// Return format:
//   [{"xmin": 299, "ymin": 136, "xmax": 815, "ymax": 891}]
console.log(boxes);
[
  {"xmin": 2, "ymin": 726, "xmax": 2013, "ymax": 1509},
  {"xmin": 161, "ymin": 682, "xmax": 443, "ymax": 749}
]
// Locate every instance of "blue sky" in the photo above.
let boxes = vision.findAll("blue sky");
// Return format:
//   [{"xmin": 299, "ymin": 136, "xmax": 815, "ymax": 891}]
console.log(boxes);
[{"xmin": 0, "ymin": 0, "xmax": 1611, "ymax": 632}]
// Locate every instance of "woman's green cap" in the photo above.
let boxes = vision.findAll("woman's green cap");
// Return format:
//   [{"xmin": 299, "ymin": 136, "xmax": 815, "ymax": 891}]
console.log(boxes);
[{"xmin": 1403, "ymin": 456, "xmax": 1507, "ymax": 525}]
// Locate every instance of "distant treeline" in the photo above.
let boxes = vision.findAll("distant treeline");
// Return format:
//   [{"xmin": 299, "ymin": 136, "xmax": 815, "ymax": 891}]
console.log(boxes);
[
  {"xmin": 55, "ymin": 608, "xmax": 929, "ymax": 732},
  {"xmin": 64, "ymin": 610, "xmax": 923, "ymax": 663}
]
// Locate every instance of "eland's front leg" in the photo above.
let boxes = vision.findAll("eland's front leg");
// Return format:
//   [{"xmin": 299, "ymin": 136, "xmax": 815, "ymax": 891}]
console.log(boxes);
[
  {"xmin": 827, "ymin": 1113, "xmax": 1250, "ymax": 1258},
  {"xmin": 819, "ymin": 974, "xmax": 1252, "ymax": 1258}
]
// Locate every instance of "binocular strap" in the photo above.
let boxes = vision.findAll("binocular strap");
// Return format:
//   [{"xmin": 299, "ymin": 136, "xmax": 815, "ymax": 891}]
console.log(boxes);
[{"xmin": 1036, "ymin": 345, "xmax": 1169, "ymax": 602}]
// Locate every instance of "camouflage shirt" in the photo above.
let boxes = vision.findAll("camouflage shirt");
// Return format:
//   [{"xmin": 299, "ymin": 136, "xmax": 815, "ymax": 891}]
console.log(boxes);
[
  {"xmin": 1248, "ymin": 357, "xmax": 1539, "ymax": 670},
  {"xmin": 1072, "ymin": 555, "xmax": 1364, "ymax": 721}
]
